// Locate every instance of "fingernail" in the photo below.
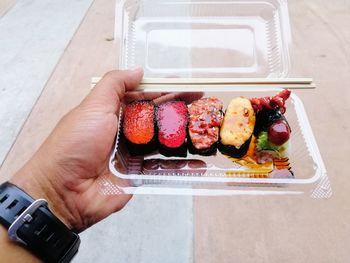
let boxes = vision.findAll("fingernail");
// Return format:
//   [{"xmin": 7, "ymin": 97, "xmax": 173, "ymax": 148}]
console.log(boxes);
[{"xmin": 130, "ymin": 67, "xmax": 144, "ymax": 76}]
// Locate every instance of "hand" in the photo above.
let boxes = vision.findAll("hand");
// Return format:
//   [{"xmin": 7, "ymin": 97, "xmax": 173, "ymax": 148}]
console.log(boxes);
[{"xmin": 10, "ymin": 69, "xmax": 143, "ymax": 232}]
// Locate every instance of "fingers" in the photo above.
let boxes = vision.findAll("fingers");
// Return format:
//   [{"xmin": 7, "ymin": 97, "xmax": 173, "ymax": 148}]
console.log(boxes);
[
  {"xmin": 125, "ymin": 91, "xmax": 204, "ymax": 105},
  {"xmin": 153, "ymin": 92, "xmax": 204, "ymax": 105},
  {"xmin": 82, "ymin": 67, "xmax": 202, "ymax": 114},
  {"xmin": 82, "ymin": 68, "xmax": 144, "ymax": 113},
  {"xmin": 124, "ymin": 91, "xmax": 166, "ymax": 103},
  {"xmin": 98, "ymin": 68, "xmax": 144, "ymax": 95}
]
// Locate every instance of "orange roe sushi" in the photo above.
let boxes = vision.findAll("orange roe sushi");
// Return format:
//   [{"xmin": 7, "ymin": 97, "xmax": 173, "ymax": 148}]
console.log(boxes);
[{"xmin": 123, "ymin": 101, "xmax": 156, "ymax": 155}]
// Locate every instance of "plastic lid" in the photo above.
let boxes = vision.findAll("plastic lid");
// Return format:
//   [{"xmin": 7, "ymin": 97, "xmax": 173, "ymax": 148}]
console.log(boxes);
[{"xmin": 116, "ymin": 0, "xmax": 292, "ymax": 78}]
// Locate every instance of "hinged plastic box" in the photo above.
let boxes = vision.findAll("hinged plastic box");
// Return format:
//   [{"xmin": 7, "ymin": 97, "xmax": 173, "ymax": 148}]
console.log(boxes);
[{"xmin": 100, "ymin": 0, "xmax": 330, "ymax": 198}]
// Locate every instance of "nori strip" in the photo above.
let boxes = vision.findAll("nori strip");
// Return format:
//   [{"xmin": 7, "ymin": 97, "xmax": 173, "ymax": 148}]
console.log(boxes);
[
  {"xmin": 187, "ymin": 133, "xmax": 218, "ymax": 156},
  {"xmin": 219, "ymin": 136, "xmax": 252, "ymax": 158},
  {"xmin": 159, "ymin": 142, "xmax": 187, "ymax": 157}
]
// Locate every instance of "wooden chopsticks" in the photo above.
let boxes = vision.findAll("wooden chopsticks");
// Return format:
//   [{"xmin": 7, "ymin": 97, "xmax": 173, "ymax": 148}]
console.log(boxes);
[{"xmin": 91, "ymin": 77, "xmax": 315, "ymax": 89}]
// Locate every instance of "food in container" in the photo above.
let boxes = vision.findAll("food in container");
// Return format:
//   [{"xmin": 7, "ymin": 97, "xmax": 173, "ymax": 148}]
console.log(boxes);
[
  {"xmin": 188, "ymin": 97, "xmax": 224, "ymax": 156},
  {"xmin": 122, "ymin": 90, "xmax": 292, "ymax": 162},
  {"xmin": 107, "ymin": 88, "xmax": 328, "ymax": 197},
  {"xmin": 121, "ymin": 90, "xmax": 293, "ymax": 175}
]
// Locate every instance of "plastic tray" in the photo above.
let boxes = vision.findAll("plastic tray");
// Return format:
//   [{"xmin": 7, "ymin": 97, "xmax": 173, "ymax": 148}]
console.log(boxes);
[{"xmin": 103, "ymin": 85, "xmax": 329, "ymax": 198}]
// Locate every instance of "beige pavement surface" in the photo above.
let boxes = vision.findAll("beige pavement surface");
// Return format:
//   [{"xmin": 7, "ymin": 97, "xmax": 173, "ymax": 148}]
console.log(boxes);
[
  {"xmin": 1, "ymin": 0, "xmax": 350, "ymax": 262},
  {"xmin": 0, "ymin": 0, "xmax": 15, "ymax": 18}
]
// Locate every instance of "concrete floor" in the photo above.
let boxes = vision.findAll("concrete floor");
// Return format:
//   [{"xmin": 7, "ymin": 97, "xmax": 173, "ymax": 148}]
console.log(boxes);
[
  {"xmin": 0, "ymin": 0, "xmax": 94, "ymax": 164},
  {"xmin": 75, "ymin": 195, "xmax": 193, "ymax": 263}
]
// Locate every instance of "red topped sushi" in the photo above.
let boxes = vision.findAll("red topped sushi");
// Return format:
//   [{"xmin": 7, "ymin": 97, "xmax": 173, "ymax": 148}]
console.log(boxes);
[
  {"xmin": 123, "ymin": 101, "xmax": 156, "ymax": 155},
  {"xmin": 156, "ymin": 101, "xmax": 188, "ymax": 157}
]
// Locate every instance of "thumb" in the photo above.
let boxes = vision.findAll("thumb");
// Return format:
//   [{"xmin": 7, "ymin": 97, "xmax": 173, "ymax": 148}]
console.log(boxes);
[{"xmin": 82, "ymin": 68, "xmax": 144, "ymax": 112}]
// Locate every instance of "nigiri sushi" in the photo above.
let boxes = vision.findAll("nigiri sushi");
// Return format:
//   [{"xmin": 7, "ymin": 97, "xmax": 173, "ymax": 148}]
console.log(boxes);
[
  {"xmin": 219, "ymin": 97, "xmax": 256, "ymax": 158},
  {"xmin": 156, "ymin": 101, "xmax": 188, "ymax": 157},
  {"xmin": 122, "ymin": 100, "xmax": 156, "ymax": 155},
  {"xmin": 188, "ymin": 97, "xmax": 223, "ymax": 155}
]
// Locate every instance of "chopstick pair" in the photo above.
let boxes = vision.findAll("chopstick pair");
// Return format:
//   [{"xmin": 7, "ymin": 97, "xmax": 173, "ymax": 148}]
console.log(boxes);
[{"xmin": 91, "ymin": 77, "xmax": 315, "ymax": 89}]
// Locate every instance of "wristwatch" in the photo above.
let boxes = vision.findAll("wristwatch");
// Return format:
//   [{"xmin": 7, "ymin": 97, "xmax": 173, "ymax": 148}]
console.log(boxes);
[{"xmin": 0, "ymin": 182, "xmax": 80, "ymax": 263}]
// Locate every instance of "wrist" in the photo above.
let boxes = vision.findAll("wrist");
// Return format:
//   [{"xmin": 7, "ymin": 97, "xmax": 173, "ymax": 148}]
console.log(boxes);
[
  {"xmin": 10, "ymin": 156, "xmax": 76, "ymax": 230},
  {"xmin": 0, "ymin": 181, "xmax": 81, "ymax": 262},
  {"xmin": 0, "ymin": 224, "xmax": 40, "ymax": 263}
]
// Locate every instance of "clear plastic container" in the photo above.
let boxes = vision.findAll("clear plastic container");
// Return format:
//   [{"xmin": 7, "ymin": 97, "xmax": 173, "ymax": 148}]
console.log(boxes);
[{"xmin": 104, "ymin": 0, "xmax": 330, "ymax": 197}]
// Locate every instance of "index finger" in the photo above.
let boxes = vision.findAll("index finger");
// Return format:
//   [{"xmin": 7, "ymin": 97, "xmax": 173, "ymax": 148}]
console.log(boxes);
[{"xmin": 153, "ymin": 92, "xmax": 204, "ymax": 105}]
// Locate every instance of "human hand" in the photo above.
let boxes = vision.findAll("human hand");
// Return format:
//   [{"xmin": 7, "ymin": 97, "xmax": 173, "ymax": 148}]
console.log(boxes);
[{"xmin": 10, "ymin": 69, "xmax": 143, "ymax": 232}]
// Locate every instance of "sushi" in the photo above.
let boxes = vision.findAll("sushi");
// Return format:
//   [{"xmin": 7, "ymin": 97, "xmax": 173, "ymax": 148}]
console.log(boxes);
[
  {"xmin": 219, "ymin": 97, "xmax": 256, "ymax": 158},
  {"xmin": 122, "ymin": 100, "xmax": 156, "ymax": 155},
  {"xmin": 188, "ymin": 97, "xmax": 223, "ymax": 155},
  {"xmin": 156, "ymin": 101, "xmax": 188, "ymax": 157}
]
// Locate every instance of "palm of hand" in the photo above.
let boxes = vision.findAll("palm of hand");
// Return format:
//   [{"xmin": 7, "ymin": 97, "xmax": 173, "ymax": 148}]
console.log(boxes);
[
  {"xmin": 32, "ymin": 71, "xmax": 142, "ymax": 231},
  {"xmin": 43, "ymin": 104, "xmax": 127, "ymax": 231}
]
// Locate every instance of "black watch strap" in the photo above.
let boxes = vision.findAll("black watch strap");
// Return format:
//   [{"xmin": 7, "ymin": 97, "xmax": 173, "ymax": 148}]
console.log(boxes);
[{"xmin": 0, "ymin": 182, "xmax": 80, "ymax": 263}]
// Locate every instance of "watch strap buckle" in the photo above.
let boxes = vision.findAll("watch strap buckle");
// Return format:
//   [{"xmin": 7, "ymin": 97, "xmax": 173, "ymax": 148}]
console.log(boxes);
[{"xmin": 8, "ymin": 199, "xmax": 48, "ymax": 245}]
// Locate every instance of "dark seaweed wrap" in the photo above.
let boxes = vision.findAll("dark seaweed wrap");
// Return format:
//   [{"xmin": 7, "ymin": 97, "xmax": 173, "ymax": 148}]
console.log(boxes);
[
  {"xmin": 187, "ymin": 135, "xmax": 218, "ymax": 156},
  {"xmin": 219, "ymin": 137, "xmax": 252, "ymax": 158}
]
